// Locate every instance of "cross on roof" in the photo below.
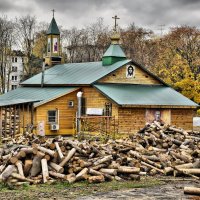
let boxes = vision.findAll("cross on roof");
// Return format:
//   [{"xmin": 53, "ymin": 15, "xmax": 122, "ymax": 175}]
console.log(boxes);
[
  {"xmin": 112, "ymin": 15, "xmax": 120, "ymax": 31},
  {"xmin": 52, "ymin": 9, "xmax": 55, "ymax": 18}
]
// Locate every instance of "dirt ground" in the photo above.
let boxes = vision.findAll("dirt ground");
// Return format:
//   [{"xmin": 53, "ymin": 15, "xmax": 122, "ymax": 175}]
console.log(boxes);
[
  {"xmin": 0, "ymin": 178, "xmax": 199, "ymax": 200},
  {"xmin": 79, "ymin": 181, "xmax": 200, "ymax": 200}
]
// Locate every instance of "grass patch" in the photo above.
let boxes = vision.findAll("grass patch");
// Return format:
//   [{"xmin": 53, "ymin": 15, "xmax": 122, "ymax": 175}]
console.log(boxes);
[{"xmin": 0, "ymin": 177, "xmax": 163, "ymax": 199}]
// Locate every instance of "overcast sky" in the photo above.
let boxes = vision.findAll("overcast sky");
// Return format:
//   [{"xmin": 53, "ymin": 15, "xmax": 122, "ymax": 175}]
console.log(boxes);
[{"xmin": 1, "ymin": 0, "xmax": 200, "ymax": 34}]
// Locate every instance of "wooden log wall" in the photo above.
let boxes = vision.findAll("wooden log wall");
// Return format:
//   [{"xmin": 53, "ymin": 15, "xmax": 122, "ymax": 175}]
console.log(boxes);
[
  {"xmin": 82, "ymin": 87, "xmax": 119, "ymax": 118},
  {"xmin": 35, "ymin": 90, "xmax": 78, "ymax": 135},
  {"xmin": 118, "ymin": 108, "xmax": 146, "ymax": 134},
  {"xmin": 171, "ymin": 109, "xmax": 194, "ymax": 130}
]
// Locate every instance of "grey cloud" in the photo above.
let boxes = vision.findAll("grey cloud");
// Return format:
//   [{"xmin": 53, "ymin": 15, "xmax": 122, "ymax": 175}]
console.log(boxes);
[{"xmin": 1, "ymin": 0, "xmax": 200, "ymax": 31}]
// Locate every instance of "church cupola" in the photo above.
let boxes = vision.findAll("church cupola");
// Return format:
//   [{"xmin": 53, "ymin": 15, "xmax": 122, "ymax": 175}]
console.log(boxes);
[
  {"xmin": 102, "ymin": 15, "xmax": 127, "ymax": 66},
  {"xmin": 45, "ymin": 10, "xmax": 62, "ymax": 67}
]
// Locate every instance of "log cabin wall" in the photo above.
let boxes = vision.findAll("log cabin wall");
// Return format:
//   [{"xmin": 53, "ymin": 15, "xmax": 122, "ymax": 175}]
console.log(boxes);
[
  {"xmin": 118, "ymin": 108, "xmax": 146, "ymax": 134},
  {"xmin": 98, "ymin": 64, "xmax": 161, "ymax": 85},
  {"xmin": 171, "ymin": 109, "xmax": 194, "ymax": 130},
  {"xmin": 82, "ymin": 87, "xmax": 119, "ymax": 118},
  {"xmin": 35, "ymin": 90, "xmax": 78, "ymax": 135}
]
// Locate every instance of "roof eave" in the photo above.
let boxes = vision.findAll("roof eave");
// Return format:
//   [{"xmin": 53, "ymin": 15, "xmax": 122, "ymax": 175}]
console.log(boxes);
[
  {"xmin": 34, "ymin": 87, "xmax": 80, "ymax": 108},
  {"xmin": 121, "ymin": 104, "xmax": 198, "ymax": 109}
]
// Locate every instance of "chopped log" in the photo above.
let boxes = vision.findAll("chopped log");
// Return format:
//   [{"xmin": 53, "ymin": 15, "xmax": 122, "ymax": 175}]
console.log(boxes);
[
  {"xmin": 49, "ymin": 171, "xmax": 67, "ymax": 180},
  {"xmin": 118, "ymin": 166, "xmax": 140, "ymax": 174},
  {"xmin": 24, "ymin": 160, "xmax": 33, "ymax": 176},
  {"xmin": 88, "ymin": 168, "xmax": 102, "ymax": 176},
  {"xmin": 141, "ymin": 161, "xmax": 164, "ymax": 174},
  {"xmin": 1, "ymin": 165, "xmax": 16, "ymax": 181},
  {"xmin": 2, "ymin": 154, "xmax": 12, "ymax": 161},
  {"xmin": 41, "ymin": 159, "xmax": 49, "ymax": 183},
  {"xmin": 65, "ymin": 173, "xmax": 76, "ymax": 183},
  {"xmin": 67, "ymin": 141, "xmax": 87, "ymax": 156},
  {"xmin": 20, "ymin": 147, "xmax": 33, "ymax": 154},
  {"xmin": 11, "ymin": 172, "xmax": 35, "ymax": 183},
  {"xmin": 0, "ymin": 164, "xmax": 6, "ymax": 173},
  {"xmin": 79, "ymin": 160, "xmax": 92, "ymax": 168},
  {"xmin": 55, "ymin": 142, "xmax": 64, "ymax": 160},
  {"xmin": 88, "ymin": 175, "xmax": 105, "ymax": 183},
  {"xmin": 36, "ymin": 151, "xmax": 45, "ymax": 158},
  {"xmin": 184, "ymin": 187, "xmax": 200, "ymax": 195},
  {"xmin": 175, "ymin": 163, "xmax": 193, "ymax": 169},
  {"xmin": 173, "ymin": 166, "xmax": 200, "ymax": 180},
  {"xmin": 15, "ymin": 161, "xmax": 24, "ymax": 177},
  {"xmin": 92, "ymin": 163, "xmax": 108, "ymax": 170},
  {"xmin": 164, "ymin": 167, "xmax": 173, "ymax": 175},
  {"xmin": 30, "ymin": 155, "xmax": 42, "ymax": 177},
  {"xmin": 59, "ymin": 148, "xmax": 76, "ymax": 167},
  {"xmin": 177, "ymin": 168, "xmax": 200, "ymax": 176},
  {"xmin": 129, "ymin": 150, "xmax": 162, "ymax": 169},
  {"xmin": 99, "ymin": 168, "xmax": 117, "ymax": 176},
  {"xmin": 44, "ymin": 154, "xmax": 51, "ymax": 161},
  {"xmin": 49, "ymin": 162, "xmax": 64, "ymax": 173},
  {"xmin": 93, "ymin": 155, "xmax": 113, "ymax": 166},
  {"xmin": 33, "ymin": 144, "xmax": 56, "ymax": 157},
  {"xmin": 170, "ymin": 151, "xmax": 191, "ymax": 163},
  {"xmin": 75, "ymin": 168, "xmax": 88, "ymax": 181}
]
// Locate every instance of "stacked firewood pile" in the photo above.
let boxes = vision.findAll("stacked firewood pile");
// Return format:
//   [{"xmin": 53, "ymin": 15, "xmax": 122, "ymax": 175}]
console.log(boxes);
[{"xmin": 0, "ymin": 122, "xmax": 199, "ymax": 187}]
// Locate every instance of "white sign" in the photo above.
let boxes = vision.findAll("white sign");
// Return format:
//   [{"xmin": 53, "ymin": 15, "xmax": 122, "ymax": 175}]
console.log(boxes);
[
  {"xmin": 86, "ymin": 108, "xmax": 103, "ymax": 115},
  {"xmin": 193, "ymin": 117, "xmax": 200, "ymax": 126},
  {"xmin": 38, "ymin": 121, "xmax": 45, "ymax": 136}
]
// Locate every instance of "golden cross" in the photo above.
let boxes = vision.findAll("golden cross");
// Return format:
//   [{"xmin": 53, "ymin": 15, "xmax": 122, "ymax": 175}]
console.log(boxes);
[
  {"xmin": 112, "ymin": 15, "xmax": 120, "ymax": 31},
  {"xmin": 52, "ymin": 9, "xmax": 55, "ymax": 18}
]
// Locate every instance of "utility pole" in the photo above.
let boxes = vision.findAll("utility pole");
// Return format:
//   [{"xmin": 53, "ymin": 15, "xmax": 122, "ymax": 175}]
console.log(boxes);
[{"xmin": 158, "ymin": 24, "xmax": 165, "ymax": 36}]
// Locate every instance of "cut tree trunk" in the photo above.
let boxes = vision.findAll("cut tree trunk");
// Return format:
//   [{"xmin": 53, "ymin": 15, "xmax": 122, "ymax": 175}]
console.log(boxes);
[
  {"xmin": 41, "ymin": 159, "xmax": 49, "ymax": 183},
  {"xmin": 88, "ymin": 175, "xmax": 105, "ymax": 183},
  {"xmin": 184, "ymin": 187, "xmax": 200, "ymax": 195},
  {"xmin": 59, "ymin": 148, "xmax": 76, "ymax": 167}
]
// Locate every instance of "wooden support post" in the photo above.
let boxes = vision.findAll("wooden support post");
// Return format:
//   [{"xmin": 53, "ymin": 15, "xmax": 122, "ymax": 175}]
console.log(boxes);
[
  {"xmin": 31, "ymin": 103, "xmax": 34, "ymax": 125},
  {"xmin": 27, "ymin": 103, "xmax": 30, "ymax": 132},
  {"xmin": 22, "ymin": 104, "xmax": 25, "ymax": 133},
  {"xmin": 0, "ymin": 107, "xmax": 2, "ymax": 143},
  {"xmin": 18, "ymin": 104, "xmax": 21, "ymax": 134},
  {"xmin": 9, "ymin": 106, "xmax": 11, "ymax": 136},
  {"xmin": 13, "ymin": 105, "xmax": 16, "ymax": 137}
]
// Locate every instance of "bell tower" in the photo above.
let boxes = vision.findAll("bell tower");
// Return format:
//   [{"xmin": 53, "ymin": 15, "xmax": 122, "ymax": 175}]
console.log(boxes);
[{"xmin": 45, "ymin": 10, "xmax": 62, "ymax": 67}]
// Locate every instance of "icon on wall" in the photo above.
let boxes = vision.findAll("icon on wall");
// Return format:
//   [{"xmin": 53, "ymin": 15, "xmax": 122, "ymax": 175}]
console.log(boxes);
[
  {"xmin": 126, "ymin": 65, "xmax": 135, "ymax": 78},
  {"xmin": 53, "ymin": 38, "xmax": 58, "ymax": 53}
]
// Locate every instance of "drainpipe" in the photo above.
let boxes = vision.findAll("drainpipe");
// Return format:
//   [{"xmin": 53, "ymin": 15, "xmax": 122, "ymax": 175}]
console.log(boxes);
[
  {"xmin": 41, "ymin": 58, "xmax": 45, "ymax": 88},
  {"xmin": 77, "ymin": 91, "xmax": 83, "ymax": 134}
]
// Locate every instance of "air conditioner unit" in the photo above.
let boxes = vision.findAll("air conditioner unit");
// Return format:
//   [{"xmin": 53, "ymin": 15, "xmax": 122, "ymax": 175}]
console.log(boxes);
[{"xmin": 50, "ymin": 124, "xmax": 59, "ymax": 130}]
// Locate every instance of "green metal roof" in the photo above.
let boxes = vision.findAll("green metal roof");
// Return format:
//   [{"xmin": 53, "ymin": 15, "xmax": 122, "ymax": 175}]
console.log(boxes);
[
  {"xmin": 0, "ymin": 87, "xmax": 78, "ymax": 107},
  {"xmin": 103, "ymin": 44, "xmax": 126, "ymax": 58},
  {"xmin": 21, "ymin": 60, "xmax": 131, "ymax": 86},
  {"xmin": 94, "ymin": 84, "xmax": 198, "ymax": 107},
  {"xmin": 47, "ymin": 17, "xmax": 60, "ymax": 35}
]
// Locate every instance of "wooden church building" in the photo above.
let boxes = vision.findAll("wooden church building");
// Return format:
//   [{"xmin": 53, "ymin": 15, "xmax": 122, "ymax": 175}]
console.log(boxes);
[{"xmin": 0, "ymin": 15, "xmax": 198, "ymax": 136}]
